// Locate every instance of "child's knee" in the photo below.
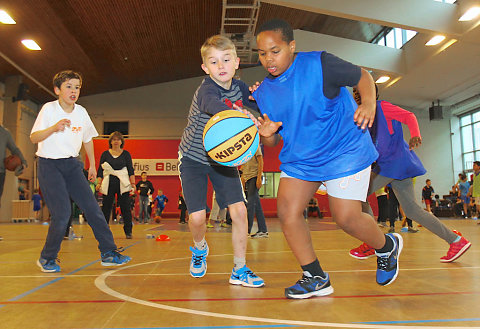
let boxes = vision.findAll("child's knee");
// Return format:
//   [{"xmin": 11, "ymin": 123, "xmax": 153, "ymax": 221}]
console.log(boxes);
[
  {"xmin": 229, "ymin": 202, "xmax": 247, "ymax": 220},
  {"xmin": 189, "ymin": 211, "xmax": 206, "ymax": 225}
]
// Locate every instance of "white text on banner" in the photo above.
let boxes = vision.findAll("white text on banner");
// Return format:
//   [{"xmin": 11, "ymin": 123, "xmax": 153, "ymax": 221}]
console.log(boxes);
[{"xmin": 133, "ymin": 159, "xmax": 179, "ymax": 176}]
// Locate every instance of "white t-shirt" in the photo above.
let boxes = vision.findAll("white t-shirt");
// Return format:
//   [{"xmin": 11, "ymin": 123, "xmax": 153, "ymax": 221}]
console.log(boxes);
[{"xmin": 31, "ymin": 100, "xmax": 98, "ymax": 159}]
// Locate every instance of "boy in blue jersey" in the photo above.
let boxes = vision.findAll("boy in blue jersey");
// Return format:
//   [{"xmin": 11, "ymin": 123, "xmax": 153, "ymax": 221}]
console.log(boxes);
[
  {"xmin": 349, "ymin": 87, "xmax": 471, "ymax": 263},
  {"xmin": 251, "ymin": 19, "xmax": 402, "ymax": 299},
  {"xmin": 178, "ymin": 35, "xmax": 264, "ymax": 288},
  {"xmin": 153, "ymin": 189, "xmax": 168, "ymax": 217}
]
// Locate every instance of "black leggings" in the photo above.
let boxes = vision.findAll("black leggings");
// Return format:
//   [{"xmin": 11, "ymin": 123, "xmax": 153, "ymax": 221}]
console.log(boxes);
[{"xmin": 102, "ymin": 178, "xmax": 133, "ymax": 235}]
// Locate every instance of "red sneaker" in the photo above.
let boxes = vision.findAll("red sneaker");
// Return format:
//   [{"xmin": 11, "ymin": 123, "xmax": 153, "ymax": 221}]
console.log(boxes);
[
  {"xmin": 440, "ymin": 236, "xmax": 471, "ymax": 263},
  {"xmin": 349, "ymin": 242, "xmax": 375, "ymax": 259}
]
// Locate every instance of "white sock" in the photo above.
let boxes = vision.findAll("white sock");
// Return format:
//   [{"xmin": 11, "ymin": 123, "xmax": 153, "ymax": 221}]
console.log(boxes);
[
  {"xmin": 194, "ymin": 238, "xmax": 207, "ymax": 250},
  {"xmin": 234, "ymin": 257, "xmax": 246, "ymax": 270}
]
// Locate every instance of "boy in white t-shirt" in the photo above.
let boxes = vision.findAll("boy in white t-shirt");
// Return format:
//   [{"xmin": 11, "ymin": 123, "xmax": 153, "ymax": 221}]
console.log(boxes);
[{"xmin": 30, "ymin": 70, "xmax": 131, "ymax": 272}]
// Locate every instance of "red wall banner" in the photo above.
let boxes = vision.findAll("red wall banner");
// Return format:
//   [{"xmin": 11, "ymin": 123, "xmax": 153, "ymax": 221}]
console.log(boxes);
[{"xmin": 92, "ymin": 139, "xmax": 378, "ymax": 218}]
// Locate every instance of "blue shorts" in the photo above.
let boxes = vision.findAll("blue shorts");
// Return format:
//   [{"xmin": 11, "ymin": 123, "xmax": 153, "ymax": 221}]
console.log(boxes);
[
  {"xmin": 179, "ymin": 156, "xmax": 245, "ymax": 214},
  {"xmin": 460, "ymin": 195, "xmax": 470, "ymax": 204}
]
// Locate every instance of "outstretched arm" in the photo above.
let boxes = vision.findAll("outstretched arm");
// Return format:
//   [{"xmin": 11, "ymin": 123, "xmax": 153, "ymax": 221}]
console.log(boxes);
[{"xmin": 381, "ymin": 101, "xmax": 422, "ymax": 150}]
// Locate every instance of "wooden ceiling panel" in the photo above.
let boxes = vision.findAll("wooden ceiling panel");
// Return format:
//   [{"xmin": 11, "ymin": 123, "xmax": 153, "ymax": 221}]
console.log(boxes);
[{"xmin": 0, "ymin": 0, "xmax": 384, "ymax": 104}]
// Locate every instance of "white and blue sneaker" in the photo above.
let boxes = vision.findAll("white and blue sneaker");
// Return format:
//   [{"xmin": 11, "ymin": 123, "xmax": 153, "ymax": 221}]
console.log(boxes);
[
  {"xmin": 376, "ymin": 233, "xmax": 403, "ymax": 286},
  {"xmin": 229, "ymin": 265, "xmax": 264, "ymax": 287},
  {"xmin": 285, "ymin": 272, "xmax": 334, "ymax": 299},
  {"xmin": 101, "ymin": 249, "xmax": 131, "ymax": 266},
  {"xmin": 37, "ymin": 258, "xmax": 60, "ymax": 273},
  {"xmin": 189, "ymin": 244, "xmax": 209, "ymax": 278}
]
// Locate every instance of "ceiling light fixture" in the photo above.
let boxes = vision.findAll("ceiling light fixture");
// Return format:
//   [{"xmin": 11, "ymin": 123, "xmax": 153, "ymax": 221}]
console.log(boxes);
[
  {"xmin": 385, "ymin": 76, "xmax": 402, "ymax": 88},
  {"xmin": 425, "ymin": 35, "xmax": 446, "ymax": 46},
  {"xmin": 0, "ymin": 10, "xmax": 16, "ymax": 24},
  {"xmin": 21, "ymin": 39, "xmax": 41, "ymax": 51},
  {"xmin": 435, "ymin": 39, "xmax": 458, "ymax": 55},
  {"xmin": 375, "ymin": 76, "xmax": 390, "ymax": 84},
  {"xmin": 459, "ymin": 6, "xmax": 480, "ymax": 21}
]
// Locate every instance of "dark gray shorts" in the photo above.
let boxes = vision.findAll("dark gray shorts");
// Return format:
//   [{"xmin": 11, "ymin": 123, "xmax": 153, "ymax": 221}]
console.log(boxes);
[{"xmin": 179, "ymin": 156, "xmax": 245, "ymax": 214}]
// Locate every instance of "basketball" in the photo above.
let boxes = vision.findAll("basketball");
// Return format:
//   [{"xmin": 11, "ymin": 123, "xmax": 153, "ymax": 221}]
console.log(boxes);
[
  {"xmin": 4, "ymin": 155, "xmax": 21, "ymax": 171},
  {"xmin": 154, "ymin": 216, "xmax": 161, "ymax": 223},
  {"xmin": 203, "ymin": 110, "xmax": 259, "ymax": 167}
]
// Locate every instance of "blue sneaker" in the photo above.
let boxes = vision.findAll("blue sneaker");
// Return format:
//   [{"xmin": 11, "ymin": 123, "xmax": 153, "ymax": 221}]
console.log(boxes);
[
  {"xmin": 285, "ymin": 272, "xmax": 334, "ymax": 299},
  {"xmin": 229, "ymin": 265, "xmax": 264, "ymax": 287},
  {"xmin": 101, "ymin": 249, "xmax": 131, "ymax": 266},
  {"xmin": 189, "ymin": 245, "xmax": 208, "ymax": 278},
  {"xmin": 376, "ymin": 233, "xmax": 403, "ymax": 286},
  {"xmin": 37, "ymin": 258, "xmax": 60, "ymax": 273}
]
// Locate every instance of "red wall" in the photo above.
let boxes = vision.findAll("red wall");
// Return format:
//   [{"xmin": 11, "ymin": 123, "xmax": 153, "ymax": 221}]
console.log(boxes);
[{"xmin": 92, "ymin": 139, "xmax": 378, "ymax": 218}]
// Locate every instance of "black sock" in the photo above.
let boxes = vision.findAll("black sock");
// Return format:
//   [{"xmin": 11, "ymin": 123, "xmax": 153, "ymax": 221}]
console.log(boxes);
[
  {"xmin": 375, "ymin": 234, "xmax": 394, "ymax": 254},
  {"xmin": 301, "ymin": 259, "xmax": 325, "ymax": 278}
]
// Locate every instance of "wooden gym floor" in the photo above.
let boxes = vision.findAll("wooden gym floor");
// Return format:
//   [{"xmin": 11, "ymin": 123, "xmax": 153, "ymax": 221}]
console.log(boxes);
[{"xmin": 0, "ymin": 217, "xmax": 479, "ymax": 329}]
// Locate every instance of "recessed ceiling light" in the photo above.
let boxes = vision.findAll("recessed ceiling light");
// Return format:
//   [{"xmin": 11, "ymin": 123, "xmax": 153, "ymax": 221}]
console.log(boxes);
[
  {"xmin": 459, "ymin": 6, "xmax": 480, "ymax": 21},
  {"xmin": 0, "ymin": 10, "xmax": 15, "ymax": 24},
  {"xmin": 375, "ymin": 76, "xmax": 390, "ymax": 84},
  {"xmin": 425, "ymin": 35, "xmax": 446, "ymax": 46},
  {"xmin": 21, "ymin": 39, "xmax": 41, "ymax": 51}
]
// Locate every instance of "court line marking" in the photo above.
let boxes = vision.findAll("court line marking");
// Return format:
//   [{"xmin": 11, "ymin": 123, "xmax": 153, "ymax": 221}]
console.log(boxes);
[
  {"xmin": 0, "ymin": 242, "xmax": 140, "ymax": 309},
  {"xmin": 94, "ymin": 259, "xmax": 480, "ymax": 329},
  {"xmin": 2, "ymin": 264, "xmax": 479, "ymax": 279},
  {"xmin": 356, "ymin": 318, "xmax": 480, "ymax": 325},
  {"xmin": 2, "ymin": 289, "xmax": 479, "ymax": 305},
  {"xmin": 101, "ymin": 324, "xmax": 296, "ymax": 329}
]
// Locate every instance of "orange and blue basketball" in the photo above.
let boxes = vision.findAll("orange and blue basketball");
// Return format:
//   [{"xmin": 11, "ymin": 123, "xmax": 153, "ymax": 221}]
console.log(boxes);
[{"xmin": 203, "ymin": 110, "xmax": 259, "ymax": 167}]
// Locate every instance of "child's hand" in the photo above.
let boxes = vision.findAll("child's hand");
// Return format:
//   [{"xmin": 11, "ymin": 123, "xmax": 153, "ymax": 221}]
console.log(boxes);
[
  {"xmin": 88, "ymin": 166, "xmax": 97, "ymax": 182},
  {"xmin": 353, "ymin": 103, "xmax": 375, "ymax": 130},
  {"xmin": 409, "ymin": 136, "xmax": 422, "ymax": 150},
  {"xmin": 232, "ymin": 104, "xmax": 260, "ymax": 128},
  {"xmin": 54, "ymin": 119, "xmax": 71, "ymax": 132},
  {"xmin": 248, "ymin": 81, "xmax": 261, "ymax": 100},
  {"xmin": 258, "ymin": 113, "xmax": 282, "ymax": 138}
]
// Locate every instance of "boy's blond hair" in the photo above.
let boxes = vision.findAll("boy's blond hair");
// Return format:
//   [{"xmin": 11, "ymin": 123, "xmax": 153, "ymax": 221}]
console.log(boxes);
[
  {"xmin": 200, "ymin": 35, "xmax": 237, "ymax": 63},
  {"xmin": 53, "ymin": 70, "xmax": 82, "ymax": 89}
]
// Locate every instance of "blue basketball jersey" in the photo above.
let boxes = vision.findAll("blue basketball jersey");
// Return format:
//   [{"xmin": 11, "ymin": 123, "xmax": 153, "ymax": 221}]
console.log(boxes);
[
  {"xmin": 253, "ymin": 51, "xmax": 378, "ymax": 181},
  {"xmin": 370, "ymin": 101, "xmax": 426, "ymax": 180}
]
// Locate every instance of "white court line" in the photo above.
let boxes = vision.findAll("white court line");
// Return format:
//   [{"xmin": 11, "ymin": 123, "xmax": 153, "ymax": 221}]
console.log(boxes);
[
  {"xmin": 94, "ymin": 257, "xmax": 480, "ymax": 329},
  {"xmin": 2, "ymin": 265, "xmax": 480, "ymax": 279}
]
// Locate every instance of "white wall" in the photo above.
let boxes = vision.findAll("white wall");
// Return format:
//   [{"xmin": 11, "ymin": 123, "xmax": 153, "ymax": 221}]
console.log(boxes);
[
  {"xmin": 80, "ymin": 67, "xmax": 268, "ymax": 138},
  {"xmin": 407, "ymin": 107, "xmax": 455, "ymax": 202}
]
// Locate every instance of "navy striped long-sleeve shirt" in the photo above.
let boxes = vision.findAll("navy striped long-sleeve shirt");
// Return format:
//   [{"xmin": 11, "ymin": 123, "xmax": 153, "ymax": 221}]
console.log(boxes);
[{"xmin": 178, "ymin": 77, "xmax": 258, "ymax": 165}]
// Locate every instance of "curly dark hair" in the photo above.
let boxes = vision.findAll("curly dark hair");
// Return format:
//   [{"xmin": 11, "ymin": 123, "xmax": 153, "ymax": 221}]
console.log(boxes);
[{"xmin": 256, "ymin": 19, "xmax": 294, "ymax": 43}]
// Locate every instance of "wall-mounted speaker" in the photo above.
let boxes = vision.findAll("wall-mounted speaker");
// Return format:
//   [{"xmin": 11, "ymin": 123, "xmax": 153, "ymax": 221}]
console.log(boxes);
[
  {"xmin": 429, "ymin": 102, "xmax": 443, "ymax": 121},
  {"xmin": 12, "ymin": 83, "xmax": 29, "ymax": 102}
]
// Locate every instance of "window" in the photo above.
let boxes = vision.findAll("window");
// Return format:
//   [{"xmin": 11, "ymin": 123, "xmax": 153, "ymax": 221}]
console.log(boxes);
[
  {"xmin": 103, "ymin": 121, "xmax": 129, "ymax": 136},
  {"xmin": 459, "ymin": 109, "xmax": 480, "ymax": 172},
  {"xmin": 374, "ymin": 28, "xmax": 418, "ymax": 49},
  {"xmin": 259, "ymin": 172, "xmax": 281, "ymax": 198}
]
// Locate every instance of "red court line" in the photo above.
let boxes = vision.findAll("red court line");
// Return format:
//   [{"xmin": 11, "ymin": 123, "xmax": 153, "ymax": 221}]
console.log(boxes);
[{"xmin": 2, "ymin": 291, "xmax": 478, "ymax": 304}]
